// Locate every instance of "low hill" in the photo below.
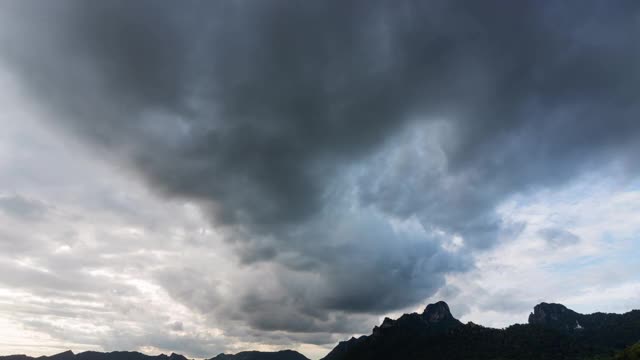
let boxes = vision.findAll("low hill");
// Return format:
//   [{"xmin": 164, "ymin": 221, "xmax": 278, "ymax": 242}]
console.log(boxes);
[
  {"xmin": 209, "ymin": 350, "xmax": 309, "ymax": 360},
  {"xmin": 0, "ymin": 350, "xmax": 308, "ymax": 360}
]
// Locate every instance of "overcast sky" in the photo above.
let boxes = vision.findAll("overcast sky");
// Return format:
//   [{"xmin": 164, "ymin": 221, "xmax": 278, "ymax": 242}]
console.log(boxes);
[{"xmin": 0, "ymin": 1, "xmax": 639, "ymax": 359}]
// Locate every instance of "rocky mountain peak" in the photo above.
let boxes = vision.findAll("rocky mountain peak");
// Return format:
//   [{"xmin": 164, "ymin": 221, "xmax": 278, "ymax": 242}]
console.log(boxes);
[
  {"xmin": 422, "ymin": 301, "xmax": 454, "ymax": 323},
  {"xmin": 528, "ymin": 302, "xmax": 582, "ymax": 330}
]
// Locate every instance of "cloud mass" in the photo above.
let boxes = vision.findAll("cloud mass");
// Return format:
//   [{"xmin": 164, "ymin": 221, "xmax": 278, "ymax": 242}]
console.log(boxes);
[{"xmin": 0, "ymin": 0, "xmax": 639, "ymax": 358}]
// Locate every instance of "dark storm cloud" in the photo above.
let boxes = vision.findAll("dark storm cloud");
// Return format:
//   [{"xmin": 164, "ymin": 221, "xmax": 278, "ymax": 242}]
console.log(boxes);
[
  {"xmin": 2, "ymin": 0, "xmax": 639, "ymax": 232},
  {"xmin": 1, "ymin": 0, "xmax": 640, "ymax": 339},
  {"xmin": 154, "ymin": 212, "xmax": 470, "ymax": 335}
]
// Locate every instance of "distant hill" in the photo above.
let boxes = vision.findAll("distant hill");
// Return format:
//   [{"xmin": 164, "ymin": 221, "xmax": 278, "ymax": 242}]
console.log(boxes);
[
  {"xmin": 322, "ymin": 301, "xmax": 640, "ymax": 360},
  {"xmin": 0, "ymin": 352, "xmax": 188, "ymax": 360},
  {"xmin": 209, "ymin": 350, "xmax": 309, "ymax": 360},
  {"xmin": 0, "ymin": 350, "xmax": 308, "ymax": 360}
]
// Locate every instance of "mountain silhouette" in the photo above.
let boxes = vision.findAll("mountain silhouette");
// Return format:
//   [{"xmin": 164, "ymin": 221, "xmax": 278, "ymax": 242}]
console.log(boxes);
[
  {"xmin": 209, "ymin": 350, "xmax": 309, "ymax": 360},
  {"xmin": 1, "ymin": 302, "xmax": 638, "ymax": 360},
  {"xmin": 0, "ymin": 350, "xmax": 308, "ymax": 360},
  {"xmin": 322, "ymin": 301, "xmax": 640, "ymax": 360}
]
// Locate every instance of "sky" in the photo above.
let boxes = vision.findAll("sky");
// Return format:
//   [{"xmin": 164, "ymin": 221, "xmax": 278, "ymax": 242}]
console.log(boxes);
[{"xmin": 0, "ymin": 1, "xmax": 639, "ymax": 359}]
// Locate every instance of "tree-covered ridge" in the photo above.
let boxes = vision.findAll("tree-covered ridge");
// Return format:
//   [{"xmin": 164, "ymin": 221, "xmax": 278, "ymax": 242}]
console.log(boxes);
[
  {"xmin": 322, "ymin": 302, "xmax": 640, "ymax": 360},
  {"xmin": 611, "ymin": 343, "xmax": 640, "ymax": 360}
]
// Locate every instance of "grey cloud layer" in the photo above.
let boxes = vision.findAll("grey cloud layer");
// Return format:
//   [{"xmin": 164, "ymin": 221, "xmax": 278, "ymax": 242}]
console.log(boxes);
[
  {"xmin": 0, "ymin": 194, "xmax": 49, "ymax": 220},
  {"xmin": 1, "ymin": 0, "xmax": 640, "ymax": 351},
  {"xmin": 4, "ymin": 0, "xmax": 637, "ymax": 231}
]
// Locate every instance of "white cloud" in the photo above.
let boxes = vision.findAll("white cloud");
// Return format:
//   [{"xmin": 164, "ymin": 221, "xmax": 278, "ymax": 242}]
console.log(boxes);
[{"xmin": 429, "ymin": 172, "xmax": 640, "ymax": 328}]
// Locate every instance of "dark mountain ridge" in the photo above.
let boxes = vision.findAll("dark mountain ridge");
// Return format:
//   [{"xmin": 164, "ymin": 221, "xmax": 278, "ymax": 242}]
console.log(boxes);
[
  {"xmin": 1, "ymin": 301, "xmax": 638, "ymax": 360},
  {"xmin": 210, "ymin": 350, "xmax": 309, "ymax": 360},
  {"xmin": 0, "ymin": 350, "xmax": 308, "ymax": 360},
  {"xmin": 322, "ymin": 301, "xmax": 640, "ymax": 360}
]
